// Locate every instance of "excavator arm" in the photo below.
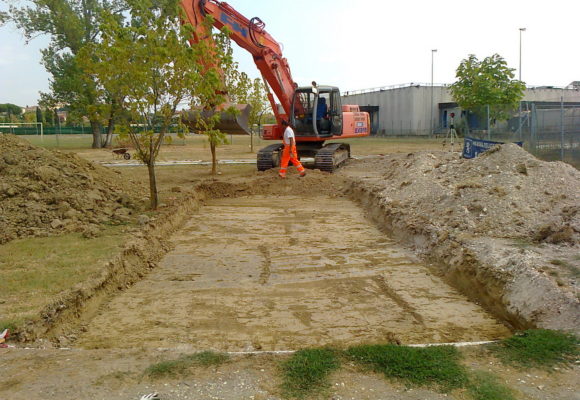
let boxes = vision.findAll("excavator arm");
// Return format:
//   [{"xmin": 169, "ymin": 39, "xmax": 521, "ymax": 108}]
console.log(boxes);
[{"xmin": 180, "ymin": 0, "xmax": 296, "ymax": 122}]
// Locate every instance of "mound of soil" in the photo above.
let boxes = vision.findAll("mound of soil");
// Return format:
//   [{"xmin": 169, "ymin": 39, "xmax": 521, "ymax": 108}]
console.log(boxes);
[
  {"xmin": 348, "ymin": 144, "xmax": 579, "ymax": 244},
  {"xmin": 196, "ymin": 168, "xmax": 346, "ymax": 199},
  {"xmin": 343, "ymin": 145, "xmax": 579, "ymax": 332},
  {"xmin": 0, "ymin": 135, "xmax": 144, "ymax": 244}
]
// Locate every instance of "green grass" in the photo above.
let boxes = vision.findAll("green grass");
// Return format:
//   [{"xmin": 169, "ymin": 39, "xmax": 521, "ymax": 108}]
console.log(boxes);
[
  {"xmin": 490, "ymin": 329, "xmax": 579, "ymax": 369},
  {"xmin": 145, "ymin": 351, "xmax": 229, "ymax": 378},
  {"xmin": 280, "ymin": 348, "xmax": 340, "ymax": 399},
  {"xmin": 22, "ymin": 134, "xmax": 95, "ymax": 149},
  {"xmin": 0, "ymin": 319, "xmax": 19, "ymax": 332},
  {"xmin": 0, "ymin": 226, "xmax": 128, "ymax": 326},
  {"xmin": 467, "ymin": 371, "xmax": 516, "ymax": 400},
  {"xmin": 346, "ymin": 344, "xmax": 468, "ymax": 392}
]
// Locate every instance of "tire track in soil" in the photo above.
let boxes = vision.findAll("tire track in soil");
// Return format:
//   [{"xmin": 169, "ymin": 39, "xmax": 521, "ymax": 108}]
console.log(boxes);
[
  {"xmin": 258, "ymin": 245, "xmax": 271, "ymax": 285},
  {"xmin": 373, "ymin": 275, "xmax": 425, "ymax": 326}
]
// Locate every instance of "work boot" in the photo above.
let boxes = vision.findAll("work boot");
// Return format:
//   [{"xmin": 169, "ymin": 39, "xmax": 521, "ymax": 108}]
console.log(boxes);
[
  {"xmin": 278, "ymin": 173, "xmax": 286, "ymax": 179},
  {"xmin": 299, "ymin": 171, "xmax": 306, "ymax": 178}
]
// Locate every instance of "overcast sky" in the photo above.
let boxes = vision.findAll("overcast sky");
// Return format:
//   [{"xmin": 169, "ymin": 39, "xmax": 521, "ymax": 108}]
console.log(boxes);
[{"xmin": 1, "ymin": 0, "xmax": 579, "ymax": 106}]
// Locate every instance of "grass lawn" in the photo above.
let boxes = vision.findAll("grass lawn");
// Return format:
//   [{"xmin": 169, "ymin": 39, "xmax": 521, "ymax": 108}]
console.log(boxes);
[
  {"xmin": 0, "ymin": 226, "xmax": 129, "ymax": 331},
  {"xmin": 21, "ymin": 134, "xmax": 454, "ymax": 163}
]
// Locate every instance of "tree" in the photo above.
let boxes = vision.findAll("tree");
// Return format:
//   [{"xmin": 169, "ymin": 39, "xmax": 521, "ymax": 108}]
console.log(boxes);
[
  {"xmin": 450, "ymin": 54, "xmax": 525, "ymax": 127},
  {"xmin": 188, "ymin": 26, "xmax": 240, "ymax": 175},
  {"xmin": 0, "ymin": 104, "xmax": 23, "ymax": 116},
  {"xmin": 82, "ymin": 0, "xmax": 230, "ymax": 208},
  {"xmin": 35, "ymin": 107, "xmax": 43, "ymax": 124},
  {"xmin": 9, "ymin": 0, "xmax": 125, "ymax": 148},
  {"xmin": 227, "ymin": 72, "xmax": 269, "ymax": 133}
]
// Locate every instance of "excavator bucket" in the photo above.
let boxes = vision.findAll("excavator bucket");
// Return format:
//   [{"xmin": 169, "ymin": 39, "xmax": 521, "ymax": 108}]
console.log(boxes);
[{"xmin": 181, "ymin": 104, "xmax": 252, "ymax": 135}]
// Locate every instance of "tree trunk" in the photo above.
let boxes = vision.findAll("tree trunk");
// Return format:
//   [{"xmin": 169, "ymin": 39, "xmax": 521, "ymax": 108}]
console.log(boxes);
[
  {"xmin": 147, "ymin": 162, "xmax": 158, "ymax": 209},
  {"xmin": 210, "ymin": 141, "xmax": 217, "ymax": 175},
  {"xmin": 90, "ymin": 119, "xmax": 102, "ymax": 149},
  {"xmin": 104, "ymin": 118, "xmax": 115, "ymax": 148}
]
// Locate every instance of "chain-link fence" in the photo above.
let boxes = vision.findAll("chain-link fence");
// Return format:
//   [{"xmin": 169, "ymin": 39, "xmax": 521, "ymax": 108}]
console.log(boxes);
[{"xmin": 453, "ymin": 102, "xmax": 580, "ymax": 168}]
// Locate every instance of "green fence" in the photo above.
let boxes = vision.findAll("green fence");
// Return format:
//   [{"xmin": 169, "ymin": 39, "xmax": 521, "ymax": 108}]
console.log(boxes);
[
  {"xmin": 0, "ymin": 125, "xmax": 185, "ymax": 135},
  {"xmin": 0, "ymin": 126, "xmax": 106, "ymax": 135}
]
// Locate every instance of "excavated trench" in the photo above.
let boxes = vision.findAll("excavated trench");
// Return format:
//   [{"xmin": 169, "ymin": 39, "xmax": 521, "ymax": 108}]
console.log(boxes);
[{"xmin": 76, "ymin": 194, "xmax": 511, "ymax": 351}]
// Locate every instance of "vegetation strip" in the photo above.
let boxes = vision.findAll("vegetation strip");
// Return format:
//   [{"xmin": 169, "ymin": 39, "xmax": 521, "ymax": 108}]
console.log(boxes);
[
  {"xmin": 280, "ymin": 348, "xmax": 340, "ymax": 399},
  {"xmin": 490, "ymin": 329, "xmax": 579, "ymax": 369},
  {"xmin": 346, "ymin": 344, "xmax": 468, "ymax": 392},
  {"xmin": 145, "ymin": 351, "xmax": 230, "ymax": 378},
  {"xmin": 467, "ymin": 371, "xmax": 516, "ymax": 400}
]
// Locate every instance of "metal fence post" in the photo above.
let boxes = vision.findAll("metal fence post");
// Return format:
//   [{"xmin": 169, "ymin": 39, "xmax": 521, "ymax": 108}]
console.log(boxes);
[
  {"xmin": 560, "ymin": 96, "xmax": 564, "ymax": 161},
  {"xmin": 530, "ymin": 103, "xmax": 536, "ymax": 152},
  {"xmin": 487, "ymin": 105, "xmax": 491, "ymax": 140}
]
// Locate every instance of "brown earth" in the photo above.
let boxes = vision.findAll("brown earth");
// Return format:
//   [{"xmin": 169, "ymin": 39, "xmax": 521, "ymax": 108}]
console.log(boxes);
[
  {"xmin": 341, "ymin": 145, "xmax": 580, "ymax": 333},
  {"xmin": 1, "ymin": 139, "xmax": 579, "ymax": 399},
  {"xmin": 1, "ymin": 347, "xmax": 578, "ymax": 400},
  {"xmin": 75, "ymin": 195, "xmax": 510, "ymax": 351},
  {"xmin": 0, "ymin": 134, "xmax": 145, "ymax": 244}
]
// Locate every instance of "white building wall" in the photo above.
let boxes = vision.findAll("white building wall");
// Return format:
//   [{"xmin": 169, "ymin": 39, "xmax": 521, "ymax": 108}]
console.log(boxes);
[{"xmin": 342, "ymin": 86, "xmax": 580, "ymax": 136}]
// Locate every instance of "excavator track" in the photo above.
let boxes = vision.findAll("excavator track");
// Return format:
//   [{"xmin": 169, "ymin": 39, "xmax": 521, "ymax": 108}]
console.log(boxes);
[
  {"xmin": 314, "ymin": 143, "xmax": 351, "ymax": 172},
  {"xmin": 257, "ymin": 143, "xmax": 283, "ymax": 171}
]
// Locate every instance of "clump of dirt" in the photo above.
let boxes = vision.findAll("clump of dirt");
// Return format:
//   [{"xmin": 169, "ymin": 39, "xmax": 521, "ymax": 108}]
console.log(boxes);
[
  {"xmin": 0, "ymin": 135, "xmax": 145, "ymax": 244},
  {"xmin": 196, "ymin": 168, "xmax": 346, "ymax": 199},
  {"xmin": 343, "ymin": 145, "xmax": 579, "ymax": 332},
  {"xmin": 348, "ymin": 144, "xmax": 579, "ymax": 244}
]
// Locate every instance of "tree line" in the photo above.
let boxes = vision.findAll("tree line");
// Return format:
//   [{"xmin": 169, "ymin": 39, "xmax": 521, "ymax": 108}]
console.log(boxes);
[{"xmin": 5, "ymin": 0, "xmax": 270, "ymax": 209}]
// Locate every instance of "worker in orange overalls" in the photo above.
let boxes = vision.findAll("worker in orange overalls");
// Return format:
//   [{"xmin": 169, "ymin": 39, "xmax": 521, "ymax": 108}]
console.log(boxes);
[{"xmin": 279, "ymin": 119, "xmax": 306, "ymax": 178}]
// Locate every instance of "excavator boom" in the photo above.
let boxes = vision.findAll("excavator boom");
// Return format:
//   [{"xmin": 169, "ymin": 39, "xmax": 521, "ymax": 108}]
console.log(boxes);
[{"xmin": 180, "ymin": 0, "xmax": 370, "ymax": 170}]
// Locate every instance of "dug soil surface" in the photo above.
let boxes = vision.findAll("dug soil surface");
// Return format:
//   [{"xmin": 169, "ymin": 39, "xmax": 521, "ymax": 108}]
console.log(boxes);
[
  {"xmin": 341, "ymin": 145, "xmax": 579, "ymax": 332},
  {"xmin": 2, "ymin": 142, "xmax": 579, "ymax": 399},
  {"xmin": 77, "ymin": 195, "xmax": 509, "ymax": 351}
]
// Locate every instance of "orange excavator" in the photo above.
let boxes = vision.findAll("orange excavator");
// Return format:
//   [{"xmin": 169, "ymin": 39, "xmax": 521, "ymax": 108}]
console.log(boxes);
[{"xmin": 180, "ymin": 0, "xmax": 370, "ymax": 172}]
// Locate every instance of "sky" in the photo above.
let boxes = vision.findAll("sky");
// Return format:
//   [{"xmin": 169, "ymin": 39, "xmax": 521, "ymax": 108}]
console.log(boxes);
[{"xmin": 1, "ymin": 0, "xmax": 579, "ymax": 106}]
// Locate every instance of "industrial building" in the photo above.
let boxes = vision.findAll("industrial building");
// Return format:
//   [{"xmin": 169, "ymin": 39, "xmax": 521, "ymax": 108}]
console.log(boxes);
[{"xmin": 342, "ymin": 83, "xmax": 580, "ymax": 136}]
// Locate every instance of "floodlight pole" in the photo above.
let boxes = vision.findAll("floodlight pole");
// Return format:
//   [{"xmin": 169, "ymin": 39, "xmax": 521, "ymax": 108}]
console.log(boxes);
[
  {"xmin": 518, "ymin": 28, "xmax": 526, "ymax": 140},
  {"xmin": 431, "ymin": 49, "xmax": 437, "ymax": 137}
]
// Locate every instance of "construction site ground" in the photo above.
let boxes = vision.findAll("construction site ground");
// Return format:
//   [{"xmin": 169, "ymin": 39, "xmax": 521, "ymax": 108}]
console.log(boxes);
[{"xmin": 1, "ymin": 135, "xmax": 578, "ymax": 399}]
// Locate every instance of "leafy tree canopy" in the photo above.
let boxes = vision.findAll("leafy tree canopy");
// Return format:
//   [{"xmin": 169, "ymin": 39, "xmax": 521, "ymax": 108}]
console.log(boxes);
[
  {"xmin": 9, "ymin": 0, "xmax": 126, "ymax": 147},
  {"xmin": 81, "ymin": 0, "xmax": 235, "ymax": 207},
  {"xmin": 0, "ymin": 103, "xmax": 23, "ymax": 115},
  {"xmin": 450, "ymin": 54, "xmax": 525, "ymax": 122}
]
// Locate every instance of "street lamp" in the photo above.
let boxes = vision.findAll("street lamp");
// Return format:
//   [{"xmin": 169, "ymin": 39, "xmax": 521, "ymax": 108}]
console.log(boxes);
[
  {"xmin": 518, "ymin": 28, "xmax": 526, "ymax": 138},
  {"xmin": 430, "ymin": 49, "xmax": 437, "ymax": 137}
]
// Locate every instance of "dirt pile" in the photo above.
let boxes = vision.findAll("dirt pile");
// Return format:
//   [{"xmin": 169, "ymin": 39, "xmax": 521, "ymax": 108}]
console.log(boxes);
[
  {"xmin": 347, "ymin": 144, "xmax": 579, "ymax": 244},
  {"xmin": 196, "ymin": 168, "xmax": 346, "ymax": 199},
  {"xmin": 343, "ymin": 145, "xmax": 579, "ymax": 332},
  {"xmin": 0, "ymin": 135, "xmax": 144, "ymax": 244}
]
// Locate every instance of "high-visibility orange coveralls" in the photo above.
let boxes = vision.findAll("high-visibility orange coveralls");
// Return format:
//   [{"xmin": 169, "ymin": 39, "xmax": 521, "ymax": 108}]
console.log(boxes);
[{"xmin": 279, "ymin": 126, "xmax": 305, "ymax": 178}]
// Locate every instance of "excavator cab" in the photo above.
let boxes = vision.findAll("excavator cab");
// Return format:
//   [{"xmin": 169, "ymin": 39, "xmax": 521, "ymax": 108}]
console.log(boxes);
[{"xmin": 291, "ymin": 86, "xmax": 343, "ymax": 138}]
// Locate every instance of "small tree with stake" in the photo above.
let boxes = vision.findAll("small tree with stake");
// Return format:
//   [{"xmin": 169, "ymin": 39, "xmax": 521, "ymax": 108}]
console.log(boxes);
[
  {"xmin": 190, "ymin": 26, "xmax": 239, "ymax": 175},
  {"xmin": 81, "ymin": 0, "xmax": 231, "ymax": 209},
  {"xmin": 450, "ymin": 54, "xmax": 525, "ymax": 129}
]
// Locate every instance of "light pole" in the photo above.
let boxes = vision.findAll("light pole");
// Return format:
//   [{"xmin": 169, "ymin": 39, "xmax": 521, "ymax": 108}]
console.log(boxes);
[
  {"xmin": 518, "ymin": 28, "xmax": 526, "ymax": 139},
  {"xmin": 430, "ymin": 49, "xmax": 437, "ymax": 137}
]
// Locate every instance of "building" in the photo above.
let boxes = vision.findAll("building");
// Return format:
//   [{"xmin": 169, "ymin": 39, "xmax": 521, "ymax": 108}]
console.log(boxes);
[{"xmin": 342, "ymin": 83, "xmax": 580, "ymax": 136}]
